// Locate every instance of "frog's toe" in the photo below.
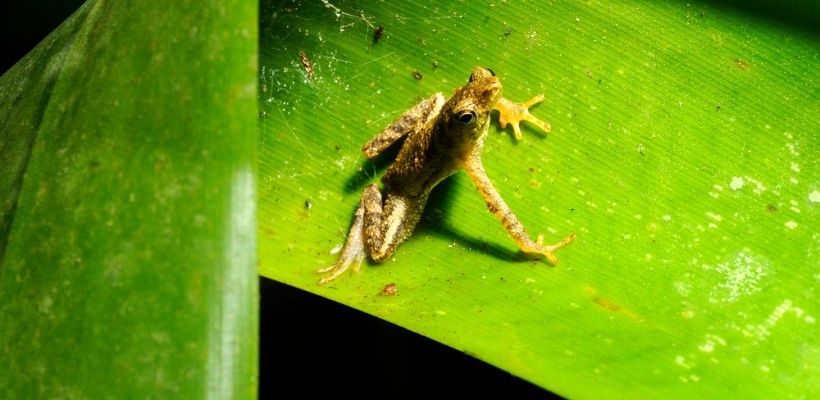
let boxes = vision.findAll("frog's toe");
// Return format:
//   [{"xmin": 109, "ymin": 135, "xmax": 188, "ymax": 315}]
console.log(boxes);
[
  {"xmin": 531, "ymin": 233, "xmax": 575, "ymax": 264},
  {"xmin": 316, "ymin": 251, "xmax": 366, "ymax": 284},
  {"xmin": 314, "ymin": 264, "xmax": 338, "ymax": 274},
  {"xmin": 524, "ymin": 94, "xmax": 546, "ymax": 107},
  {"xmin": 317, "ymin": 265, "xmax": 349, "ymax": 285},
  {"xmin": 493, "ymin": 96, "xmax": 552, "ymax": 139}
]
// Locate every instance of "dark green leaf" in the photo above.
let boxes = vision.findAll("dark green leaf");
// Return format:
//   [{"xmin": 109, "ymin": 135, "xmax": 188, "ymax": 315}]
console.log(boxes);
[{"xmin": 1, "ymin": 1, "xmax": 259, "ymax": 397}]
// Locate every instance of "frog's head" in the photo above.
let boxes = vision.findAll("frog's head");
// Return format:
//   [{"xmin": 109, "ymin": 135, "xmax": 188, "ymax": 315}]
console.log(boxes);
[{"xmin": 446, "ymin": 67, "xmax": 502, "ymax": 133}]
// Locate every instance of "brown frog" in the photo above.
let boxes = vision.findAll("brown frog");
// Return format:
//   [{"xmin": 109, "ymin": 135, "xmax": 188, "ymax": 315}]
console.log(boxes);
[{"xmin": 317, "ymin": 67, "xmax": 575, "ymax": 284}]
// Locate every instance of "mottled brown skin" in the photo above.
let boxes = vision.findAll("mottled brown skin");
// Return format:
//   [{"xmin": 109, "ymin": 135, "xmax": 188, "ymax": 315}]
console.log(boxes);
[{"xmin": 317, "ymin": 67, "xmax": 575, "ymax": 284}]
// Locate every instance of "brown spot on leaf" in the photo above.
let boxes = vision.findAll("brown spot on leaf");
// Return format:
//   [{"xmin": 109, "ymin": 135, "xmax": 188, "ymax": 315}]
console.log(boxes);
[
  {"xmin": 733, "ymin": 58, "xmax": 750, "ymax": 71},
  {"xmin": 379, "ymin": 283, "xmax": 398, "ymax": 296}
]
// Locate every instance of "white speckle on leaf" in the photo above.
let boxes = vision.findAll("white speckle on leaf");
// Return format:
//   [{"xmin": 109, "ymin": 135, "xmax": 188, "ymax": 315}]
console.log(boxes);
[
  {"xmin": 790, "ymin": 162, "xmax": 800, "ymax": 172},
  {"xmin": 676, "ymin": 356, "xmax": 694, "ymax": 369},
  {"xmin": 809, "ymin": 190, "xmax": 820, "ymax": 203},
  {"xmin": 744, "ymin": 177, "xmax": 767, "ymax": 194},
  {"xmin": 709, "ymin": 248, "xmax": 769, "ymax": 303},
  {"xmin": 730, "ymin": 177, "xmax": 744, "ymax": 190},
  {"xmin": 785, "ymin": 221, "xmax": 798, "ymax": 229},
  {"xmin": 698, "ymin": 334, "xmax": 726, "ymax": 353},
  {"xmin": 674, "ymin": 281, "xmax": 690, "ymax": 296},
  {"xmin": 785, "ymin": 142, "xmax": 800, "ymax": 156},
  {"xmin": 38, "ymin": 295, "xmax": 53, "ymax": 314},
  {"xmin": 706, "ymin": 212, "xmax": 722, "ymax": 222},
  {"xmin": 737, "ymin": 299, "xmax": 812, "ymax": 343}
]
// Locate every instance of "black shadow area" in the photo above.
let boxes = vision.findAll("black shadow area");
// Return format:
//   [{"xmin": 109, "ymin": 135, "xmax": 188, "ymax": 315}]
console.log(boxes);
[{"xmin": 259, "ymin": 277, "xmax": 563, "ymax": 399}]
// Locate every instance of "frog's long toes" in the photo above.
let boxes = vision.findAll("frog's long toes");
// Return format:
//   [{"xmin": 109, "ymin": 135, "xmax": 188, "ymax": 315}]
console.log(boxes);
[
  {"xmin": 314, "ymin": 265, "xmax": 335, "ymax": 274},
  {"xmin": 532, "ymin": 233, "xmax": 576, "ymax": 264},
  {"xmin": 524, "ymin": 94, "xmax": 545, "ymax": 107},
  {"xmin": 317, "ymin": 265, "xmax": 349, "ymax": 285},
  {"xmin": 524, "ymin": 115, "xmax": 551, "ymax": 133},
  {"xmin": 511, "ymin": 122, "xmax": 524, "ymax": 140},
  {"xmin": 316, "ymin": 260, "xmax": 352, "ymax": 284},
  {"xmin": 317, "ymin": 251, "xmax": 366, "ymax": 284}
]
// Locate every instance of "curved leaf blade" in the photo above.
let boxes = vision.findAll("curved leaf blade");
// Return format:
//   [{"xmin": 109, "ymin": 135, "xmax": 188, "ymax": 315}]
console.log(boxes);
[
  {"xmin": 259, "ymin": 0, "xmax": 817, "ymax": 398},
  {"xmin": 0, "ymin": 1, "xmax": 258, "ymax": 398}
]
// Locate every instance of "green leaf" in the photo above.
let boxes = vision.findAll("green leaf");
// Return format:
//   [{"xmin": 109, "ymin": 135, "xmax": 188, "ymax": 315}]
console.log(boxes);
[
  {"xmin": 259, "ymin": 0, "xmax": 818, "ymax": 398},
  {"xmin": 0, "ymin": 1, "xmax": 258, "ymax": 398}
]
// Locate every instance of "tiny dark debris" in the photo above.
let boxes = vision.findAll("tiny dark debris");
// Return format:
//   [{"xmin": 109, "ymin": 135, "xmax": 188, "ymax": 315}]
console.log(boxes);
[
  {"xmin": 373, "ymin": 25, "xmax": 384, "ymax": 44},
  {"xmin": 413, "ymin": 71, "xmax": 423, "ymax": 80}
]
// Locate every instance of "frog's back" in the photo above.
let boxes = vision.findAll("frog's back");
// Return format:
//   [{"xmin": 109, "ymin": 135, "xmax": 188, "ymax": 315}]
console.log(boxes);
[{"xmin": 381, "ymin": 121, "xmax": 461, "ymax": 197}]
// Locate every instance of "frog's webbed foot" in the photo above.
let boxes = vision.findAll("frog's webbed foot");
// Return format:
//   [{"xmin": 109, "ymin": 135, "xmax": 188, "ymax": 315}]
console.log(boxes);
[
  {"xmin": 316, "ymin": 203, "xmax": 367, "ymax": 284},
  {"xmin": 528, "ymin": 233, "xmax": 576, "ymax": 264},
  {"xmin": 493, "ymin": 95, "xmax": 551, "ymax": 140}
]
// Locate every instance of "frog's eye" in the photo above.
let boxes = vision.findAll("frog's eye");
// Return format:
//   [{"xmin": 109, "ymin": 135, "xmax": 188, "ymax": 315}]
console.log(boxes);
[{"xmin": 456, "ymin": 110, "xmax": 478, "ymax": 125}]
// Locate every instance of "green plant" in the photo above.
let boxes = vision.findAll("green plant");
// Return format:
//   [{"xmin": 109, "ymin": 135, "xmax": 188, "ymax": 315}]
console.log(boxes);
[
  {"xmin": 0, "ymin": 1, "xmax": 258, "ymax": 397},
  {"xmin": 259, "ymin": 0, "xmax": 818, "ymax": 398}
]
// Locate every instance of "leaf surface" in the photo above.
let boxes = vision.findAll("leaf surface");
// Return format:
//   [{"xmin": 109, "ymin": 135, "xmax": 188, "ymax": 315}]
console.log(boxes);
[
  {"xmin": 0, "ymin": 1, "xmax": 259, "ymax": 398},
  {"xmin": 258, "ymin": 0, "xmax": 818, "ymax": 398}
]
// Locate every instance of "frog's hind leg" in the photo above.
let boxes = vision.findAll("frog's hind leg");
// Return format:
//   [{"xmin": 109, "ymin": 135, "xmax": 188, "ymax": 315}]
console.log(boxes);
[
  {"xmin": 362, "ymin": 185, "xmax": 424, "ymax": 262},
  {"xmin": 316, "ymin": 197, "xmax": 367, "ymax": 284},
  {"xmin": 317, "ymin": 184, "xmax": 423, "ymax": 283}
]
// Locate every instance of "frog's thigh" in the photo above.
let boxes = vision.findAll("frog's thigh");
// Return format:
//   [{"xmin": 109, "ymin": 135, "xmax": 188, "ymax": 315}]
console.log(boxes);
[{"xmin": 366, "ymin": 192, "xmax": 421, "ymax": 262}]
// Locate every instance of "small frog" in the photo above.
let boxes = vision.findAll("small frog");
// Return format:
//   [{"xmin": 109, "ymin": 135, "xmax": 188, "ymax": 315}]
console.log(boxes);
[{"xmin": 317, "ymin": 67, "xmax": 575, "ymax": 284}]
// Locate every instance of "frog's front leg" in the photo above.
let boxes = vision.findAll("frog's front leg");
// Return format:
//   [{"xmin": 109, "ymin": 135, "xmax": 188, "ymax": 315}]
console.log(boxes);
[
  {"xmin": 361, "ymin": 93, "xmax": 445, "ymax": 159},
  {"xmin": 462, "ymin": 159, "xmax": 574, "ymax": 263},
  {"xmin": 494, "ymin": 95, "xmax": 551, "ymax": 140},
  {"xmin": 317, "ymin": 184, "xmax": 423, "ymax": 284}
]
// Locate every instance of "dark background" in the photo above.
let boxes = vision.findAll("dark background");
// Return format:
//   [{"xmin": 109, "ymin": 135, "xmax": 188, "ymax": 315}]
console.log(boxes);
[{"xmin": 3, "ymin": 1, "xmax": 816, "ymax": 399}]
